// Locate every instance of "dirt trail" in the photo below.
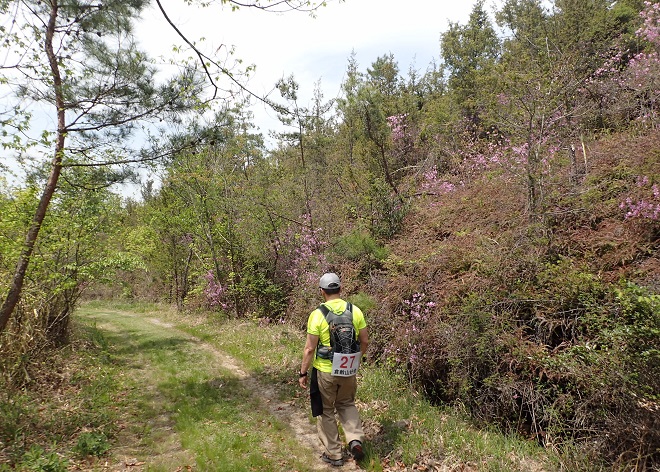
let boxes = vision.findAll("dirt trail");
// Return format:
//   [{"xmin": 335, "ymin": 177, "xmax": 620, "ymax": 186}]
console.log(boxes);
[
  {"xmin": 114, "ymin": 312, "xmax": 361, "ymax": 471},
  {"xmin": 144, "ymin": 316, "xmax": 360, "ymax": 471}
]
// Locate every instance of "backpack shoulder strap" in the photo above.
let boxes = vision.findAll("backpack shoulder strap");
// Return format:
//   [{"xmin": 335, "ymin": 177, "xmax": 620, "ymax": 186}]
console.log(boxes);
[
  {"xmin": 316, "ymin": 304, "xmax": 333, "ymax": 354},
  {"xmin": 318, "ymin": 304, "xmax": 330, "ymax": 318},
  {"xmin": 318, "ymin": 302, "xmax": 352, "ymax": 319},
  {"xmin": 317, "ymin": 304, "xmax": 337, "ymax": 330}
]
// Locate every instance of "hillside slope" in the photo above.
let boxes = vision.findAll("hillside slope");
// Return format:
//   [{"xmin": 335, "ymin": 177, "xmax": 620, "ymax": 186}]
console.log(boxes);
[{"xmin": 354, "ymin": 130, "xmax": 659, "ymax": 470}]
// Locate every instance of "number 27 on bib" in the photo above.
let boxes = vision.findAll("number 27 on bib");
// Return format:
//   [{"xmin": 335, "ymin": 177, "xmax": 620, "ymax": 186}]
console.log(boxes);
[{"xmin": 331, "ymin": 352, "xmax": 361, "ymax": 376}]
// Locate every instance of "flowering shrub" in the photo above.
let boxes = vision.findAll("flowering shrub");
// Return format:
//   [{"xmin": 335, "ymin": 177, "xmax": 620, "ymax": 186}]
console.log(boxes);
[
  {"xmin": 420, "ymin": 166, "xmax": 462, "ymax": 207},
  {"xmin": 442, "ymin": 125, "xmax": 560, "ymax": 185},
  {"xmin": 387, "ymin": 113, "xmax": 417, "ymax": 164},
  {"xmin": 639, "ymin": 1, "xmax": 660, "ymax": 45},
  {"xmin": 203, "ymin": 270, "xmax": 228, "ymax": 310},
  {"xmin": 274, "ymin": 213, "xmax": 327, "ymax": 288},
  {"xmin": 387, "ymin": 113, "xmax": 410, "ymax": 142},
  {"xmin": 383, "ymin": 292, "xmax": 439, "ymax": 376},
  {"xmin": 632, "ymin": 1, "xmax": 660, "ymax": 125},
  {"xmin": 620, "ymin": 175, "xmax": 660, "ymax": 220},
  {"xmin": 421, "ymin": 166, "xmax": 459, "ymax": 194},
  {"xmin": 463, "ymin": 136, "xmax": 509, "ymax": 173},
  {"xmin": 591, "ymin": 1, "xmax": 660, "ymax": 128}
]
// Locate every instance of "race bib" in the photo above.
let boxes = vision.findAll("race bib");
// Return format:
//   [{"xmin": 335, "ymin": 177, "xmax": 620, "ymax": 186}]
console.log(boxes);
[{"xmin": 331, "ymin": 352, "xmax": 361, "ymax": 377}]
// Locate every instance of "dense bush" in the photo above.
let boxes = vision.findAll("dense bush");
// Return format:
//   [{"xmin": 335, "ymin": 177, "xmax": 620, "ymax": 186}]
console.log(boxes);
[
  {"xmin": 370, "ymin": 260, "xmax": 659, "ymax": 467},
  {"xmin": 2, "ymin": 1, "xmax": 658, "ymax": 470}
]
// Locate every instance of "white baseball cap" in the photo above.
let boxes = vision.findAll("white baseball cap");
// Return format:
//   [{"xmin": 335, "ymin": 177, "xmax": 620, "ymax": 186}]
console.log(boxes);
[{"xmin": 319, "ymin": 272, "xmax": 341, "ymax": 290}]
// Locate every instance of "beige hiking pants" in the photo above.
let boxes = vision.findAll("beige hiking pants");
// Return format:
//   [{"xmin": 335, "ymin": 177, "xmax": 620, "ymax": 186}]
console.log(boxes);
[{"xmin": 316, "ymin": 370, "xmax": 365, "ymax": 460}]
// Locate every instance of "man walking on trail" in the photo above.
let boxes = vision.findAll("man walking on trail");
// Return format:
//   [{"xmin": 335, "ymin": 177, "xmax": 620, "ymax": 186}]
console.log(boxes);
[{"xmin": 299, "ymin": 272, "xmax": 369, "ymax": 467}]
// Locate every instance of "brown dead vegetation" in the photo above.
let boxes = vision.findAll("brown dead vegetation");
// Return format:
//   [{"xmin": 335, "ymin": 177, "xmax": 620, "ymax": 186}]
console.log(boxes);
[{"xmin": 353, "ymin": 130, "xmax": 660, "ymax": 470}]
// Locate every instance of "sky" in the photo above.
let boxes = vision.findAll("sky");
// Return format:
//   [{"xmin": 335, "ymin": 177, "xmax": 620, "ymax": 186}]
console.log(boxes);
[
  {"xmin": 1, "ymin": 0, "xmax": 486, "ymax": 196},
  {"xmin": 137, "ymin": 0, "xmax": 484, "ymax": 140}
]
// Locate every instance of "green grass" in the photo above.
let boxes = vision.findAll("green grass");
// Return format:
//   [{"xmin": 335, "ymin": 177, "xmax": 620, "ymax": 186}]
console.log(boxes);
[
  {"xmin": 2, "ymin": 300, "xmax": 570, "ymax": 471},
  {"xmin": 182, "ymin": 317, "xmax": 304, "ymax": 402},
  {"xmin": 77, "ymin": 304, "xmax": 316, "ymax": 471},
  {"xmin": 122, "ymin": 301, "xmax": 566, "ymax": 471},
  {"xmin": 355, "ymin": 368, "xmax": 562, "ymax": 471},
  {"xmin": 0, "ymin": 320, "xmax": 134, "ymax": 470}
]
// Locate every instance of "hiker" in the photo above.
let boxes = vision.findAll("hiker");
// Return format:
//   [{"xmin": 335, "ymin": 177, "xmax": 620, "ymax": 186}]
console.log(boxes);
[{"xmin": 298, "ymin": 272, "xmax": 369, "ymax": 467}]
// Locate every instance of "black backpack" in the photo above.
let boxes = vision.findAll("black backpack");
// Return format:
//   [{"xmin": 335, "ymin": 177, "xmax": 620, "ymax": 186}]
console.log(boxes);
[{"xmin": 316, "ymin": 302, "xmax": 360, "ymax": 360}]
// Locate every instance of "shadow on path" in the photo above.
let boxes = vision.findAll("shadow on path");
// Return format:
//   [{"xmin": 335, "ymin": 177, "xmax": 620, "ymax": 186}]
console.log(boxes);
[{"xmin": 83, "ymin": 308, "xmax": 359, "ymax": 471}]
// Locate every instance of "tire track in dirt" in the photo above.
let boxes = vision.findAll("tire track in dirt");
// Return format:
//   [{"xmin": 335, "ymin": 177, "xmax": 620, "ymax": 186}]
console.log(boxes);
[
  {"xmin": 145, "ymin": 317, "xmax": 360, "ymax": 471},
  {"xmin": 77, "ymin": 314, "xmax": 196, "ymax": 471}
]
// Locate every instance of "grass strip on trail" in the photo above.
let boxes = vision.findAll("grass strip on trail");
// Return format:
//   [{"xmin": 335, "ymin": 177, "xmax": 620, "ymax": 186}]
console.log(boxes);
[
  {"xmin": 8, "ymin": 300, "xmax": 566, "ymax": 471},
  {"xmin": 113, "ymin": 302, "xmax": 564, "ymax": 472},
  {"xmin": 76, "ymin": 303, "xmax": 321, "ymax": 472}
]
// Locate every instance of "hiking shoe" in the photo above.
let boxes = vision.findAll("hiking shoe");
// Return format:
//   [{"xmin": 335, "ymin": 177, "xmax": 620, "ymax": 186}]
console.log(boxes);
[
  {"xmin": 349, "ymin": 440, "xmax": 365, "ymax": 461},
  {"xmin": 321, "ymin": 453, "xmax": 344, "ymax": 467}
]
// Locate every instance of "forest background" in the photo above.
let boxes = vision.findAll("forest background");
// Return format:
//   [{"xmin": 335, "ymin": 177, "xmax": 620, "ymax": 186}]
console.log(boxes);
[{"xmin": 0, "ymin": 0, "xmax": 659, "ymax": 470}]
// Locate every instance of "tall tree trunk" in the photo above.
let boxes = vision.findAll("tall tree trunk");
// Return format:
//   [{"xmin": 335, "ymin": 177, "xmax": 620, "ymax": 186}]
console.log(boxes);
[
  {"xmin": 362, "ymin": 103, "xmax": 403, "ymax": 203},
  {"xmin": 0, "ymin": 1, "xmax": 65, "ymax": 333}
]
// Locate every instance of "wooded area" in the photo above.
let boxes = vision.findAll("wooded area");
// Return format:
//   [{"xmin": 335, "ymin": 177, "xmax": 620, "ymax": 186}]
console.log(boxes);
[{"xmin": 1, "ymin": 0, "xmax": 659, "ymax": 470}]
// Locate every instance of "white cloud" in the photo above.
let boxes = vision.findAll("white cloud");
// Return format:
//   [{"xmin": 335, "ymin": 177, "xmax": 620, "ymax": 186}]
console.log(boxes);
[{"xmin": 138, "ymin": 0, "xmax": 481, "ymax": 137}]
